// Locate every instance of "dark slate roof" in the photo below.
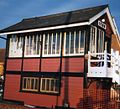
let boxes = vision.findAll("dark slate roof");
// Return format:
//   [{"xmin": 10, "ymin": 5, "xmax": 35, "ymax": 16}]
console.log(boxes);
[{"xmin": 0, "ymin": 5, "xmax": 108, "ymax": 33}]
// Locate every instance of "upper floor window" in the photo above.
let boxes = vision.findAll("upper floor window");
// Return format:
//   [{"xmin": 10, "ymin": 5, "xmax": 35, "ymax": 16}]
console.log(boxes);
[
  {"xmin": 24, "ymin": 34, "xmax": 41, "ymax": 57},
  {"xmin": 64, "ymin": 30, "xmax": 85, "ymax": 56},
  {"xmin": 90, "ymin": 26, "xmax": 97, "ymax": 53},
  {"xmin": 43, "ymin": 32, "xmax": 62, "ymax": 57},
  {"xmin": 9, "ymin": 35, "xmax": 23, "ymax": 57},
  {"xmin": 90, "ymin": 26, "xmax": 105, "ymax": 54},
  {"xmin": 98, "ymin": 29, "xmax": 104, "ymax": 53}
]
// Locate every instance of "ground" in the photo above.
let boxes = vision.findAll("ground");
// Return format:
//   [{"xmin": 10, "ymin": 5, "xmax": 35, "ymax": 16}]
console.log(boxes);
[{"xmin": 0, "ymin": 97, "xmax": 37, "ymax": 109}]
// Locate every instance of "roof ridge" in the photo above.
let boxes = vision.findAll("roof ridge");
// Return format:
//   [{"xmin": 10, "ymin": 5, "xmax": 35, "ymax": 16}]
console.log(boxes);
[{"xmin": 22, "ymin": 4, "xmax": 108, "ymax": 22}]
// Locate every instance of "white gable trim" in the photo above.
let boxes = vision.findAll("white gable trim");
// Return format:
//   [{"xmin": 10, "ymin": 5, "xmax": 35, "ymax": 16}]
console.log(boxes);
[
  {"xmin": 89, "ymin": 7, "xmax": 119, "ymax": 36},
  {"xmin": 0, "ymin": 22, "xmax": 89, "ymax": 35},
  {"xmin": 0, "ymin": 7, "xmax": 119, "ymax": 36}
]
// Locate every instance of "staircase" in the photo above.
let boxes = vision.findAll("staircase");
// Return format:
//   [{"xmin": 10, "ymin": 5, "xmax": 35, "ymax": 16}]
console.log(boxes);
[{"xmin": 87, "ymin": 49, "xmax": 120, "ymax": 84}]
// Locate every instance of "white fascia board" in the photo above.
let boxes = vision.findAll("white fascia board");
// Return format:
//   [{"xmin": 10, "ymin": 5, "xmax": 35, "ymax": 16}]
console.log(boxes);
[
  {"xmin": 89, "ymin": 7, "xmax": 118, "ymax": 36},
  {"xmin": 0, "ymin": 22, "xmax": 89, "ymax": 36}
]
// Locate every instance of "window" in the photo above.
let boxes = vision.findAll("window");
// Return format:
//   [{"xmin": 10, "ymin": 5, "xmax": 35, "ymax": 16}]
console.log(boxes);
[
  {"xmin": 98, "ymin": 29, "xmax": 104, "ymax": 53},
  {"xmin": 90, "ymin": 26, "xmax": 97, "ymax": 53},
  {"xmin": 9, "ymin": 35, "xmax": 23, "ymax": 57},
  {"xmin": 43, "ymin": 32, "xmax": 62, "ymax": 57},
  {"xmin": 24, "ymin": 34, "xmax": 41, "ymax": 57},
  {"xmin": 22, "ymin": 77, "xmax": 39, "ymax": 92},
  {"xmin": 64, "ymin": 30, "xmax": 85, "ymax": 56},
  {"xmin": 40, "ymin": 78, "xmax": 59, "ymax": 93},
  {"xmin": 90, "ymin": 26, "xmax": 105, "ymax": 53}
]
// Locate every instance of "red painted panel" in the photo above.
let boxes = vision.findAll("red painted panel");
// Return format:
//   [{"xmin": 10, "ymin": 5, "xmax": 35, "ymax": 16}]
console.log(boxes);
[
  {"xmin": 6, "ymin": 59, "xmax": 22, "ymax": 71},
  {"xmin": 41, "ymin": 58, "xmax": 60, "ymax": 72},
  {"xmin": 62, "ymin": 57, "xmax": 84, "ymax": 72},
  {"xmin": 4, "ymin": 74, "xmax": 84, "ymax": 108},
  {"xmin": 106, "ymin": 15, "xmax": 112, "ymax": 37},
  {"xmin": 23, "ymin": 59, "xmax": 40, "ymax": 72}
]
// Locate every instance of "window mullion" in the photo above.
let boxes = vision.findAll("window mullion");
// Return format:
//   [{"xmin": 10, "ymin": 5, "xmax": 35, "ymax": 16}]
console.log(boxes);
[
  {"xmin": 74, "ymin": 31, "xmax": 76, "ymax": 54},
  {"xmin": 47, "ymin": 34, "xmax": 49, "ymax": 55},
  {"xmin": 43, "ymin": 34, "xmax": 45, "ymax": 55},
  {"xmin": 51, "ymin": 33, "xmax": 53, "ymax": 54},
  {"xmin": 69, "ymin": 32, "xmax": 71, "ymax": 54},
  {"xmin": 32, "ymin": 35, "xmax": 34, "ymax": 55},
  {"xmin": 79, "ymin": 31, "xmax": 81, "ymax": 53},
  {"xmin": 49, "ymin": 79, "xmax": 51, "ymax": 92},
  {"xmin": 55, "ymin": 33, "xmax": 57, "ymax": 54},
  {"xmin": 64, "ymin": 32, "xmax": 66, "ymax": 55},
  {"xmin": 36, "ymin": 35, "xmax": 38, "ymax": 55},
  {"xmin": 54, "ymin": 80, "xmax": 56, "ymax": 92}
]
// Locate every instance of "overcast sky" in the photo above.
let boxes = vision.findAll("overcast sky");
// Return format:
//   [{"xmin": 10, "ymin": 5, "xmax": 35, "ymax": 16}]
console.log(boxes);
[{"xmin": 0, "ymin": 0, "xmax": 120, "ymax": 48}]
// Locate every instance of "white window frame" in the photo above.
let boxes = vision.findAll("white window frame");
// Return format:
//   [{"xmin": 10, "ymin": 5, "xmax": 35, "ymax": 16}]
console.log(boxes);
[
  {"xmin": 24, "ymin": 34, "xmax": 41, "ymax": 57},
  {"xmin": 22, "ymin": 77, "xmax": 39, "ymax": 92},
  {"xmin": 42, "ymin": 32, "xmax": 62, "ymax": 57},
  {"xmin": 63, "ymin": 30, "xmax": 85, "ymax": 56},
  {"xmin": 9, "ymin": 35, "xmax": 23, "ymax": 57},
  {"xmin": 40, "ymin": 78, "xmax": 59, "ymax": 93},
  {"xmin": 98, "ymin": 29, "xmax": 104, "ymax": 53},
  {"xmin": 90, "ymin": 26, "xmax": 97, "ymax": 53}
]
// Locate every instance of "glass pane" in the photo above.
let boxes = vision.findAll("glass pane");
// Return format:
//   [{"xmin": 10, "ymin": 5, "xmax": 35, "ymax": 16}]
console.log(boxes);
[
  {"xmin": 51, "ymin": 80, "xmax": 55, "ymax": 91},
  {"xmin": 26, "ymin": 36, "xmax": 29, "ymax": 55},
  {"xmin": 37, "ymin": 35, "xmax": 40, "ymax": 55},
  {"xmin": 44, "ymin": 34, "xmax": 48, "ymax": 54},
  {"xmin": 41, "ymin": 79, "xmax": 45, "ymax": 90},
  {"xmin": 31, "ymin": 79, "xmax": 34, "ymax": 89},
  {"xmin": 46, "ymin": 79, "xmax": 50, "ymax": 91},
  {"xmin": 23, "ymin": 78, "xmax": 27, "ymax": 89},
  {"xmin": 66, "ymin": 32, "xmax": 69, "ymax": 54},
  {"xmin": 48, "ymin": 34, "xmax": 52, "ymax": 54},
  {"xmin": 80, "ymin": 30, "xmax": 85, "ymax": 53},
  {"xmin": 57, "ymin": 33, "xmax": 60, "ymax": 54},
  {"xmin": 75, "ymin": 31, "xmax": 79, "ymax": 53},
  {"xmin": 27, "ymin": 78, "xmax": 31, "ymax": 89},
  {"xmin": 70, "ymin": 32, "xmax": 74, "ymax": 53},
  {"xmin": 52, "ymin": 33, "xmax": 56, "ymax": 54},
  {"xmin": 35, "ymin": 79, "xmax": 38, "ymax": 90},
  {"xmin": 33, "ymin": 36, "xmax": 36, "ymax": 55}
]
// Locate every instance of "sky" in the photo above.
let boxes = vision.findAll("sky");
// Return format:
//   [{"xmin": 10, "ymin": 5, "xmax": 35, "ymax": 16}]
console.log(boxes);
[{"xmin": 0, "ymin": 0, "xmax": 120, "ymax": 48}]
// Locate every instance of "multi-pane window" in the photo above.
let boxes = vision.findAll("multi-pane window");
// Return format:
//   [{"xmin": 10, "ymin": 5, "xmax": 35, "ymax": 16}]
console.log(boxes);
[
  {"xmin": 24, "ymin": 35, "xmax": 41, "ymax": 57},
  {"xmin": 22, "ymin": 77, "xmax": 39, "ymax": 92},
  {"xmin": 40, "ymin": 78, "xmax": 59, "ymax": 93},
  {"xmin": 64, "ymin": 30, "xmax": 85, "ymax": 56},
  {"xmin": 90, "ymin": 26, "xmax": 105, "ymax": 53},
  {"xmin": 98, "ymin": 29, "xmax": 104, "ymax": 53},
  {"xmin": 9, "ymin": 35, "xmax": 23, "ymax": 57},
  {"xmin": 90, "ymin": 26, "xmax": 97, "ymax": 53},
  {"xmin": 43, "ymin": 32, "xmax": 62, "ymax": 57}
]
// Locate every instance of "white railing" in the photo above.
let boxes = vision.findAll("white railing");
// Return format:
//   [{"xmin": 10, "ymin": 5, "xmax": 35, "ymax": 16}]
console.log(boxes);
[{"xmin": 88, "ymin": 49, "xmax": 120, "ymax": 84}]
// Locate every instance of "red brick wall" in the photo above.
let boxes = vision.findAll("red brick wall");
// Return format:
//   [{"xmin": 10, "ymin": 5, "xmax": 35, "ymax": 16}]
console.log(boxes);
[
  {"xmin": 23, "ymin": 59, "xmax": 40, "ymax": 72},
  {"xmin": 41, "ymin": 58, "xmax": 60, "ymax": 72},
  {"xmin": 4, "ymin": 74, "xmax": 83, "ymax": 108},
  {"xmin": 62, "ymin": 57, "xmax": 84, "ymax": 72},
  {"xmin": 6, "ymin": 59, "xmax": 22, "ymax": 71}
]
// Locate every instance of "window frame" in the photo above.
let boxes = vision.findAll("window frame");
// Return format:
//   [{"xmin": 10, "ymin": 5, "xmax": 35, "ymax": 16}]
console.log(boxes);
[
  {"xmin": 9, "ymin": 35, "xmax": 23, "ymax": 57},
  {"xmin": 98, "ymin": 29, "xmax": 104, "ymax": 53},
  {"xmin": 40, "ymin": 77, "xmax": 59, "ymax": 94},
  {"xmin": 22, "ymin": 77, "xmax": 39, "ymax": 92},
  {"xmin": 24, "ymin": 34, "xmax": 41, "ymax": 57},
  {"xmin": 63, "ymin": 30, "xmax": 85, "ymax": 56},
  {"xmin": 89, "ymin": 25, "xmax": 97, "ymax": 53},
  {"xmin": 42, "ymin": 32, "xmax": 62, "ymax": 57}
]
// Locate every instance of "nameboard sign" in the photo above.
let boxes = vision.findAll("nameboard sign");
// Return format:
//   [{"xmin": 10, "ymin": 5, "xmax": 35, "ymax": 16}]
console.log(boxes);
[{"xmin": 98, "ymin": 20, "xmax": 106, "ymax": 29}]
